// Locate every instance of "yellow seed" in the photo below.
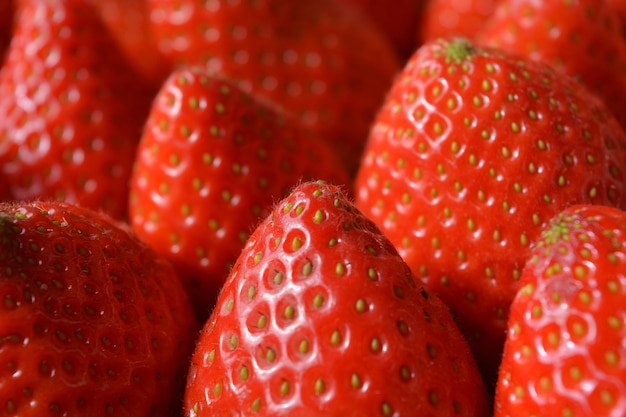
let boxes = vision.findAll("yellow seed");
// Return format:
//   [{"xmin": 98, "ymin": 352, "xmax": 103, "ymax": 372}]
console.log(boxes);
[
  {"xmin": 315, "ymin": 379, "xmax": 325, "ymax": 395},
  {"xmin": 251, "ymin": 398, "xmax": 262, "ymax": 412},
  {"xmin": 601, "ymin": 390, "xmax": 614, "ymax": 406},
  {"xmin": 606, "ymin": 350, "xmax": 619, "ymax": 366}
]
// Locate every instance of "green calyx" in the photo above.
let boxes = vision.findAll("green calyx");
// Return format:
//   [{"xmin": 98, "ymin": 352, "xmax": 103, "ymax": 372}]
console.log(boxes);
[
  {"xmin": 443, "ymin": 38, "xmax": 476, "ymax": 65},
  {"xmin": 540, "ymin": 220, "xmax": 570, "ymax": 246}
]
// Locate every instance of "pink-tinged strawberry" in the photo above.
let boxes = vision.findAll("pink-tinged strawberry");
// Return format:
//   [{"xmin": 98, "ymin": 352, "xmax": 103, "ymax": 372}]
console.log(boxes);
[
  {"xmin": 354, "ymin": 38, "xmax": 626, "ymax": 387},
  {"xmin": 495, "ymin": 204, "xmax": 626, "ymax": 417},
  {"xmin": 0, "ymin": 0, "xmax": 155, "ymax": 219},
  {"xmin": 0, "ymin": 200, "xmax": 198, "ymax": 416},
  {"xmin": 147, "ymin": 0, "xmax": 402, "ymax": 174},
  {"xmin": 418, "ymin": 0, "xmax": 499, "ymax": 44},
  {"xmin": 88, "ymin": 0, "xmax": 170, "ymax": 87},
  {"xmin": 129, "ymin": 68, "xmax": 352, "ymax": 321},
  {"xmin": 478, "ymin": 0, "xmax": 626, "ymax": 132},
  {"xmin": 337, "ymin": 0, "xmax": 424, "ymax": 59},
  {"xmin": 184, "ymin": 180, "xmax": 490, "ymax": 417}
]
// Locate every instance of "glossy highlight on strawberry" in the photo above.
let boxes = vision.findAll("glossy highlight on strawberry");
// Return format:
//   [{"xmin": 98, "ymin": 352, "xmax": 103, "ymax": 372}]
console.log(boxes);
[
  {"xmin": 148, "ymin": 0, "xmax": 402, "ymax": 173},
  {"xmin": 0, "ymin": 0, "xmax": 153, "ymax": 219},
  {"xmin": 355, "ymin": 37, "xmax": 626, "ymax": 386},
  {"xmin": 185, "ymin": 181, "xmax": 490, "ymax": 417},
  {"xmin": 479, "ymin": 0, "xmax": 626, "ymax": 132},
  {"xmin": 496, "ymin": 204, "xmax": 626, "ymax": 417},
  {"xmin": 129, "ymin": 68, "xmax": 351, "ymax": 321}
]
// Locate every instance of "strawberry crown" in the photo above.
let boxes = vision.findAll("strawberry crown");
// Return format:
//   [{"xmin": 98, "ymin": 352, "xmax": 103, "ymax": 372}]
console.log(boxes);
[{"xmin": 443, "ymin": 37, "xmax": 476, "ymax": 64}]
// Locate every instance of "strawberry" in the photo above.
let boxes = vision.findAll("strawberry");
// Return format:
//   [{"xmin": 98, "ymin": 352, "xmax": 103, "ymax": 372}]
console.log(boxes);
[
  {"xmin": 608, "ymin": 0, "xmax": 626, "ymax": 37},
  {"xmin": 147, "ymin": 0, "xmax": 402, "ymax": 174},
  {"xmin": 478, "ymin": 0, "xmax": 626, "ymax": 132},
  {"xmin": 0, "ymin": 200, "xmax": 198, "ymax": 416},
  {"xmin": 418, "ymin": 0, "xmax": 499, "ymax": 44},
  {"xmin": 184, "ymin": 180, "xmax": 490, "ymax": 416},
  {"xmin": 337, "ymin": 0, "xmax": 424, "ymax": 59},
  {"xmin": 495, "ymin": 204, "xmax": 626, "ymax": 417},
  {"xmin": 0, "ymin": 0, "xmax": 154, "ymax": 219},
  {"xmin": 129, "ymin": 68, "xmax": 352, "ymax": 321},
  {"xmin": 0, "ymin": 0, "xmax": 13, "ymax": 64},
  {"xmin": 354, "ymin": 37, "xmax": 626, "ymax": 387},
  {"xmin": 88, "ymin": 0, "xmax": 170, "ymax": 87}
]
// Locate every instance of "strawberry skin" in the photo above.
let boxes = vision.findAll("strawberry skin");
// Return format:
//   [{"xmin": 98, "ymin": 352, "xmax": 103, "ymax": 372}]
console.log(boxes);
[
  {"xmin": 609, "ymin": 0, "xmax": 626, "ymax": 37},
  {"xmin": 496, "ymin": 204, "xmax": 626, "ymax": 416},
  {"xmin": 354, "ymin": 38, "xmax": 626, "ymax": 386},
  {"xmin": 419, "ymin": 0, "xmax": 499, "ymax": 43},
  {"xmin": 0, "ymin": 0, "xmax": 153, "ymax": 219},
  {"xmin": 0, "ymin": 0, "xmax": 13, "ymax": 64},
  {"xmin": 337, "ymin": 0, "xmax": 423, "ymax": 59},
  {"xmin": 478, "ymin": 0, "xmax": 626, "ymax": 132},
  {"xmin": 129, "ymin": 68, "xmax": 351, "ymax": 321},
  {"xmin": 148, "ymin": 0, "xmax": 401, "ymax": 174},
  {"xmin": 0, "ymin": 200, "xmax": 198, "ymax": 416},
  {"xmin": 184, "ymin": 181, "xmax": 490, "ymax": 416},
  {"xmin": 89, "ymin": 0, "xmax": 169, "ymax": 87}
]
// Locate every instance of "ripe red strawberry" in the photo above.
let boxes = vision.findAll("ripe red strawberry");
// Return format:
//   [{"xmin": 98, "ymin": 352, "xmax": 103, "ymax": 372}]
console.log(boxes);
[
  {"xmin": 478, "ymin": 0, "xmax": 626, "ymax": 132},
  {"xmin": 0, "ymin": 0, "xmax": 154, "ymax": 219},
  {"xmin": 354, "ymin": 37, "xmax": 626, "ymax": 387},
  {"xmin": 147, "ymin": 0, "xmax": 402, "ymax": 174},
  {"xmin": 608, "ymin": 0, "xmax": 626, "ymax": 36},
  {"xmin": 0, "ymin": 0, "xmax": 13, "ymax": 63},
  {"xmin": 88, "ymin": 0, "xmax": 170, "ymax": 87},
  {"xmin": 0, "ymin": 200, "xmax": 198, "ymax": 416},
  {"xmin": 495, "ymin": 204, "xmax": 626, "ymax": 416},
  {"xmin": 418, "ymin": 0, "xmax": 499, "ymax": 43},
  {"xmin": 336, "ymin": 0, "xmax": 424, "ymax": 59},
  {"xmin": 184, "ymin": 180, "xmax": 490, "ymax": 416},
  {"xmin": 129, "ymin": 68, "xmax": 352, "ymax": 321}
]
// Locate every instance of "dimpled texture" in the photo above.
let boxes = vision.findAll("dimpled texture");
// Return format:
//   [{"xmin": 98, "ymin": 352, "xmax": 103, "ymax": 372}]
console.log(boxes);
[
  {"xmin": 0, "ymin": 0, "xmax": 151, "ymax": 219},
  {"xmin": 496, "ymin": 205, "xmax": 626, "ymax": 417},
  {"xmin": 184, "ymin": 181, "xmax": 490, "ymax": 417},
  {"xmin": 0, "ymin": 201, "xmax": 198, "ymax": 417},
  {"xmin": 479, "ymin": 0, "xmax": 626, "ymax": 132},
  {"xmin": 129, "ymin": 68, "xmax": 351, "ymax": 320},
  {"xmin": 354, "ymin": 38, "xmax": 626, "ymax": 384},
  {"xmin": 148, "ymin": 0, "xmax": 401, "ymax": 173}
]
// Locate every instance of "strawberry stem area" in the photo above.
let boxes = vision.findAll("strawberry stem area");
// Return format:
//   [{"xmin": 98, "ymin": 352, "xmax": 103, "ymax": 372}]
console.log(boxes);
[{"xmin": 444, "ymin": 38, "xmax": 475, "ymax": 64}]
